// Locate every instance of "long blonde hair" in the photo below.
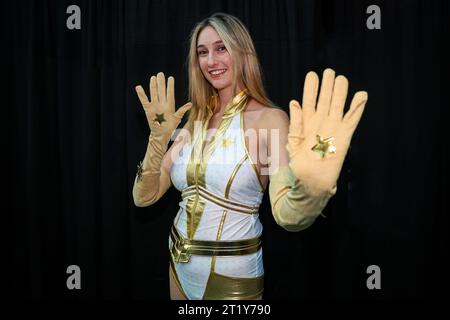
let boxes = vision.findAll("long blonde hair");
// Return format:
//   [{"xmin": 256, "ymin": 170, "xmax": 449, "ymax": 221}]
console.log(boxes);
[{"xmin": 184, "ymin": 13, "xmax": 275, "ymax": 142}]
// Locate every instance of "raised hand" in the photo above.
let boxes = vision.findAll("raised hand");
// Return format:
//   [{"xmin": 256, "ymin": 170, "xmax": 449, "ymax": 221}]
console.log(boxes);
[
  {"xmin": 135, "ymin": 72, "xmax": 192, "ymax": 142},
  {"xmin": 287, "ymin": 68, "xmax": 368, "ymax": 194}
]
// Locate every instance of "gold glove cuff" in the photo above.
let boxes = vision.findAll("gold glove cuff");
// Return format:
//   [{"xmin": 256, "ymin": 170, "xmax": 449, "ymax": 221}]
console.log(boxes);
[{"xmin": 269, "ymin": 165, "xmax": 336, "ymax": 232}]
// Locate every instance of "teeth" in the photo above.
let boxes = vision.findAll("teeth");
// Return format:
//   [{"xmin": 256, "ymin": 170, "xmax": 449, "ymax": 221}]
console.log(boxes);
[{"xmin": 210, "ymin": 69, "xmax": 226, "ymax": 75}]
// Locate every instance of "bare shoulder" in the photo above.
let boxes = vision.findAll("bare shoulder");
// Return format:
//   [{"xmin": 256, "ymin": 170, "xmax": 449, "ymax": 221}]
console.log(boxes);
[
  {"xmin": 245, "ymin": 99, "xmax": 289, "ymax": 128},
  {"xmin": 258, "ymin": 106, "xmax": 290, "ymax": 131}
]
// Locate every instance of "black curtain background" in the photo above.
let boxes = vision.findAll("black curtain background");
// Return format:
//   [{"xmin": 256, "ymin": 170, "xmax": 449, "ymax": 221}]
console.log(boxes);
[{"xmin": 5, "ymin": 0, "xmax": 448, "ymax": 300}]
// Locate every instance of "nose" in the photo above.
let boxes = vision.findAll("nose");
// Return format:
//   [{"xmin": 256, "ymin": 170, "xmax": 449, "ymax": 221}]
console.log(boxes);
[{"xmin": 207, "ymin": 52, "xmax": 218, "ymax": 67}]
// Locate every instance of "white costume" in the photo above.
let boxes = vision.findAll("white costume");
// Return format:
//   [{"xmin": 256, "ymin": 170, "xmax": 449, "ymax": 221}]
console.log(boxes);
[
  {"xmin": 169, "ymin": 90, "xmax": 265, "ymax": 299},
  {"xmin": 133, "ymin": 69, "xmax": 365, "ymax": 301}
]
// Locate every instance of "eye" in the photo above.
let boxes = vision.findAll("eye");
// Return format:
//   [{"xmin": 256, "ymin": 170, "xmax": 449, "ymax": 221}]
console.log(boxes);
[
  {"xmin": 197, "ymin": 50, "xmax": 207, "ymax": 56},
  {"xmin": 217, "ymin": 46, "xmax": 227, "ymax": 52}
]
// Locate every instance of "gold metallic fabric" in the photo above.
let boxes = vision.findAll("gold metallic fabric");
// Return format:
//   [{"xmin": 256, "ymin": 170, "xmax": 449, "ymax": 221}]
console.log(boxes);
[
  {"xmin": 202, "ymin": 271, "xmax": 264, "ymax": 300},
  {"xmin": 311, "ymin": 134, "xmax": 336, "ymax": 159},
  {"xmin": 169, "ymin": 225, "xmax": 261, "ymax": 263},
  {"xmin": 182, "ymin": 185, "xmax": 259, "ymax": 214},
  {"xmin": 185, "ymin": 90, "xmax": 250, "ymax": 239}
]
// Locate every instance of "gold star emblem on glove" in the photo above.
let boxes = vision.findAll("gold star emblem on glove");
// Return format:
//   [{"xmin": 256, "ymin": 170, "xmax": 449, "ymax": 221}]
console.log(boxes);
[
  {"xmin": 136, "ymin": 160, "xmax": 144, "ymax": 182},
  {"xmin": 154, "ymin": 113, "xmax": 166, "ymax": 125},
  {"xmin": 311, "ymin": 134, "xmax": 336, "ymax": 159}
]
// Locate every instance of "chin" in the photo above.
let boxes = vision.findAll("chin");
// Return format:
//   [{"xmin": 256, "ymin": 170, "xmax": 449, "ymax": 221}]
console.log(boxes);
[
  {"xmin": 209, "ymin": 80, "xmax": 232, "ymax": 91},
  {"xmin": 212, "ymin": 84, "xmax": 229, "ymax": 91}
]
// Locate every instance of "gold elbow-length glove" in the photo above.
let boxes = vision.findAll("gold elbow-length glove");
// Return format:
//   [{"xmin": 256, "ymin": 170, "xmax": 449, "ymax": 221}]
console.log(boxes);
[
  {"xmin": 132, "ymin": 72, "xmax": 191, "ymax": 207},
  {"xmin": 269, "ymin": 68, "xmax": 368, "ymax": 231}
]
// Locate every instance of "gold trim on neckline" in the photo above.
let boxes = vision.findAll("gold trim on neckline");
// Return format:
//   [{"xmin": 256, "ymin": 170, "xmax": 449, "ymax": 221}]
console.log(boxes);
[{"xmin": 209, "ymin": 89, "xmax": 249, "ymax": 120}]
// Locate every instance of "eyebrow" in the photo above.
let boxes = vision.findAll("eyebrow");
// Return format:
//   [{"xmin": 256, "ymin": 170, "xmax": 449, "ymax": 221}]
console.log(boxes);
[{"xmin": 197, "ymin": 40, "xmax": 224, "ymax": 49}]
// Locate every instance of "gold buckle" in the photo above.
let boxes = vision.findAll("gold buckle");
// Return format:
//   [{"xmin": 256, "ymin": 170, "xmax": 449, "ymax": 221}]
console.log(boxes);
[{"xmin": 170, "ymin": 230, "xmax": 191, "ymax": 263}]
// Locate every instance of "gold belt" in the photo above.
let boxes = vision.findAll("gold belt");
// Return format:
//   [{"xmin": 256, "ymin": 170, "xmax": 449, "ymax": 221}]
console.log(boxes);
[{"xmin": 169, "ymin": 225, "xmax": 262, "ymax": 263}]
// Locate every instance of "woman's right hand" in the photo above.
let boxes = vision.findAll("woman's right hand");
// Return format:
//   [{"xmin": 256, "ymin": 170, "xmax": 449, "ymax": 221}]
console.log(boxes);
[{"xmin": 135, "ymin": 72, "xmax": 192, "ymax": 142}]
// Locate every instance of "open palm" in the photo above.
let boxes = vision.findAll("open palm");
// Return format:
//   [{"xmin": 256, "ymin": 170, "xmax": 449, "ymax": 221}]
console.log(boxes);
[
  {"xmin": 287, "ymin": 68, "xmax": 368, "ymax": 194},
  {"xmin": 135, "ymin": 72, "xmax": 191, "ymax": 141}
]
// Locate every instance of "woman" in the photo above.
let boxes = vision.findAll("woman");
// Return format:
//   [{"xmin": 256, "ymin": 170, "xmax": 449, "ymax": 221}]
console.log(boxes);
[{"xmin": 132, "ymin": 13, "xmax": 367, "ymax": 300}]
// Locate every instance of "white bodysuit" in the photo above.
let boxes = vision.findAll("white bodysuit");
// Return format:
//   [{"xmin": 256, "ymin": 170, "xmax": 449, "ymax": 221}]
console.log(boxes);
[{"xmin": 169, "ymin": 91, "xmax": 266, "ymax": 299}]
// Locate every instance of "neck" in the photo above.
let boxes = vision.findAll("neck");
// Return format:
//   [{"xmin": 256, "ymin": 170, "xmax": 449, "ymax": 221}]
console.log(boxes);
[
  {"xmin": 215, "ymin": 83, "xmax": 244, "ymax": 115},
  {"xmin": 216, "ymin": 88, "xmax": 233, "ymax": 114}
]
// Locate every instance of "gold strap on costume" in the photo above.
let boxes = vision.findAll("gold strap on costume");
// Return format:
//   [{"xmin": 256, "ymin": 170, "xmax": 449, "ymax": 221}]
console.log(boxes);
[
  {"xmin": 182, "ymin": 185, "xmax": 260, "ymax": 215},
  {"xmin": 170, "ymin": 225, "xmax": 262, "ymax": 263}
]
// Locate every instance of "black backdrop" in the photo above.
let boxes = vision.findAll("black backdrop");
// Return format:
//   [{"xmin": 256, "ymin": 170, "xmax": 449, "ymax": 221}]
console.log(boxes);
[{"xmin": 5, "ymin": 0, "xmax": 449, "ymax": 300}]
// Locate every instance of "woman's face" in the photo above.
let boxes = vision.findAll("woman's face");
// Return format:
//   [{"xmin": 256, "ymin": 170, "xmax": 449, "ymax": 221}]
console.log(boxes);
[{"xmin": 197, "ymin": 26, "xmax": 234, "ymax": 91}]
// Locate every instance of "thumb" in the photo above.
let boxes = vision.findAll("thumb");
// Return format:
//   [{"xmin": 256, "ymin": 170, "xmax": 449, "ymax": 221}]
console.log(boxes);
[
  {"xmin": 288, "ymin": 100, "xmax": 303, "ymax": 133},
  {"xmin": 287, "ymin": 100, "xmax": 304, "ymax": 157},
  {"xmin": 174, "ymin": 102, "xmax": 192, "ymax": 119}
]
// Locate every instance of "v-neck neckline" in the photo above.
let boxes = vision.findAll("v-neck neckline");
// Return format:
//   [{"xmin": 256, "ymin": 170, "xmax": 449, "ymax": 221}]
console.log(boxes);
[{"xmin": 199, "ymin": 89, "xmax": 249, "ymax": 160}]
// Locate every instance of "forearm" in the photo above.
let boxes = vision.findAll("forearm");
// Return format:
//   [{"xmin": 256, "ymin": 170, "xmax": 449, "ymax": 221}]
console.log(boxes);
[
  {"xmin": 132, "ymin": 134, "xmax": 171, "ymax": 207},
  {"xmin": 268, "ymin": 165, "xmax": 337, "ymax": 232}
]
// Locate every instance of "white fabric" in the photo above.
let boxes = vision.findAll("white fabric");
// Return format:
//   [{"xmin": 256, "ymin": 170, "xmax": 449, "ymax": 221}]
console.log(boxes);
[{"xmin": 169, "ymin": 110, "xmax": 265, "ymax": 299}]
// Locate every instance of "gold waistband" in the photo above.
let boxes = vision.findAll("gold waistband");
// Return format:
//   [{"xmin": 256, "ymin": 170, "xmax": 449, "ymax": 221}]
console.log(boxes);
[{"xmin": 169, "ymin": 225, "xmax": 262, "ymax": 263}]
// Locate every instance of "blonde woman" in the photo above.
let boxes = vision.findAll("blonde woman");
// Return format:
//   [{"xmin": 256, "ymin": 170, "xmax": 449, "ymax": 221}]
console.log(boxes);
[{"xmin": 133, "ymin": 13, "xmax": 367, "ymax": 300}]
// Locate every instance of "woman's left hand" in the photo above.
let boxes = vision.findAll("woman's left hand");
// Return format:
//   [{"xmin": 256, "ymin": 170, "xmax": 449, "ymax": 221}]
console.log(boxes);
[{"xmin": 287, "ymin": 68, "xmax": 368, "ymax": 194}]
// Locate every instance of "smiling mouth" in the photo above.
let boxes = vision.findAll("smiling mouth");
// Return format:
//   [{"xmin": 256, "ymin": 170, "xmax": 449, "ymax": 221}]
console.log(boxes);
[{"xmin": 209, "ymin": 69, "xmax": 227, "ymax": 78}]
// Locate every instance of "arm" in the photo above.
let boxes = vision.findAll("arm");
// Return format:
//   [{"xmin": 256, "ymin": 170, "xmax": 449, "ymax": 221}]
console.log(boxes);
[
  {"xmin": 132, "ymin": 72, "xmax": 191, "ymax": 207},
  {"xmin": 132, "ymin": 138, "xmax": 170, "ymax": 207},
  {"xmin": 266, "ymin": 109, "xmax": 336, "ymax": 232},
  {"xmin": 132, "ymin": 133, "xmax": 173, "ymax": 207},
  {"xmin": 268, "ymin": 68, "xmax": 367, "ymax": 232}
]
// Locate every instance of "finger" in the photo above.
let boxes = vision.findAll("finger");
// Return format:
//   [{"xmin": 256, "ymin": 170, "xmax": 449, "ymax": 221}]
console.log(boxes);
[
  {"xmin": 302, "ymin": 71, "xmax": 319, "ymax": 119},
  {"xmin": 174, "ymin": 102, "xmax": 192, "ymax": 119},
  {"xmin": 287, "ymin": 100, "xmax": 304, "ymax": 156},
  {"xmin": 329, "ymin": 75, "xmax": 349, "ymax": 120},
  {"xmin": 288, "ymin": 100, "xmax": 303, "ymax": 134},
  {"xmin": 135, "ymin": 85, "xmax": 150, "ymax": 106},
  {"xmin": 157, "ymin": 72, "xmax": 166, "ymax": 103},
  {"xmin": 343, "ymin": 91, "xmax": 368, "ymax": 128},
  {"xmin": 167, "ymin": 76, "xmax": 175, "ymax": 110},
  {"xmin": 316, "ymin": 68, "xmax": 336, "ymax": 117},
  {"xmin": 149, "ymin": 76, "xmax": 158, "ymax": 102}
]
